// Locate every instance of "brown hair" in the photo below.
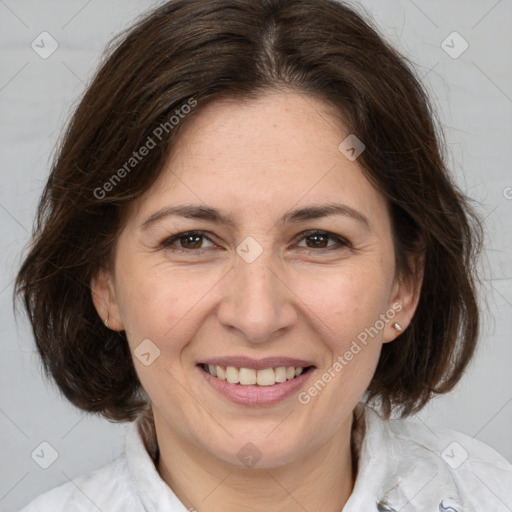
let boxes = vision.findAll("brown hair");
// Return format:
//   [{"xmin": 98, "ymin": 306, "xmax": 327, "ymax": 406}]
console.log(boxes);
[{"xmin": 14, "ymin": 0, "xmax": 483, "ymax": 421}]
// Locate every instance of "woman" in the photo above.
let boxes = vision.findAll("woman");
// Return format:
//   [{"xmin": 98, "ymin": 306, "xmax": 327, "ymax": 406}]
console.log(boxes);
[{"xmin": 14, "ymin": 0, "xmax": 512, "ymax": 510}]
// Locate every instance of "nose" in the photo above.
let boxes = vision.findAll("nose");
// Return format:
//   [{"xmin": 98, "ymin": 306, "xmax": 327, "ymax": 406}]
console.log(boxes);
[{"xmin": 216, "ymin": 245, "xmax": 298, "ymax": 344}]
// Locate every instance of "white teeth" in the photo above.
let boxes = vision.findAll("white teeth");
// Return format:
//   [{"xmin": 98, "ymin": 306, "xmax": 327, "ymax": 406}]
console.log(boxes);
[
  {"xmin": 275, "ymin": 367, "xmax": 287, "ymax": 382},
  {"xmin": 216, "ymin": 366, "xmax": 226, "ymax": 380},
  {"xmin": 225, "ymin": 366, "xmax": 239, "ymax": 384},
  {"xmin": 205, "ymin": 364, "xmax": 308, "ymax": 385},
  {"xmin": 239, "ymin": 367, "xmax": 257, "ymax": 385},
  {"xmin": 256, "ymin": 368, "xmax": 275, "ymax": 386}
]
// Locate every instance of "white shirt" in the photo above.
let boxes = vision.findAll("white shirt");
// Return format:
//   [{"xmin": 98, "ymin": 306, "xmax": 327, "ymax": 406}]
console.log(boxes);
[{"xmin": 18, "ymin": 404, "xmax": 512, "ymax": 511}]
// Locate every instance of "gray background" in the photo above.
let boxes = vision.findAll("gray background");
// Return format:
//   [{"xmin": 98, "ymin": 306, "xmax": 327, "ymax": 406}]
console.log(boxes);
[{"xmin": 1, "ymin": 0, "xmax": 511, "ymax": 510}]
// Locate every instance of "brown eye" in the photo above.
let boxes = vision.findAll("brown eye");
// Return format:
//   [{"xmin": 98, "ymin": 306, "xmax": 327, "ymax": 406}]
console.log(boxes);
[
  {"xmin": 177, "ymin": 233, "xmax": 204, "ymax": 249},
  {"xmin": 296, "ymin": 230, "xmax": 351, "ymax": 251},
  {"xmin": 160, "ymin": 231, "xmax": 215, "ymax": 251}
]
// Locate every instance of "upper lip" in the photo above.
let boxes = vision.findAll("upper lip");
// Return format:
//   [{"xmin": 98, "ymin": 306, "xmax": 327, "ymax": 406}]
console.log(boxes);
[{"xmin": 199, "ymin": 356, "xmax": 316, "ymax": 370}]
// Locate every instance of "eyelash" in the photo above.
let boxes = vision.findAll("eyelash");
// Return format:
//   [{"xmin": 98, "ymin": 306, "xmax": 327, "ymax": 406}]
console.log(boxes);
[{"xmin": 159, "ymin": 229, "xmax": 352, "ymax": 254}]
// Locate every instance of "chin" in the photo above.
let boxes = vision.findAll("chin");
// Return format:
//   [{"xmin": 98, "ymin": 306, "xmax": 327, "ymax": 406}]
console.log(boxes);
[{"xmin": 200, "ymin": 428, "xmax": 313, "ymax": 470}]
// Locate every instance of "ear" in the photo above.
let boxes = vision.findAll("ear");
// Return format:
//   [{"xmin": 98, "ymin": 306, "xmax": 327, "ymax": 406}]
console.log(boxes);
[
  {"xmin": 383, "ymin": 251, "xmax": 424, "ymax": 343},
  {"xmin": 90, "ymin": 267, "xmax": 124, "ymax": 331}
]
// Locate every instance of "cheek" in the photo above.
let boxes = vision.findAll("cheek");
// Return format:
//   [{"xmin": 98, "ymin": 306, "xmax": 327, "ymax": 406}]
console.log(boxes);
[
  {"xmin": 115, "ymin": 255, "xmax": 221, "ymax": 348},
  {"xmin": 114, "ymin": 261, "xmax": 211, "ymax": 414},
  {"xmin": 295, "ymin": 263, "xmax": 391, "ymax": 347},
  {"xmin": 296, "ymin": 268, "xmax": 391, "ymax": 412}
]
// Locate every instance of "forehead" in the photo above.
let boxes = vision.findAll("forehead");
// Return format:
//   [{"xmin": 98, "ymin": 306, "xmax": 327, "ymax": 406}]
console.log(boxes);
[{"xmin": 126, "ymin": 91, "xmax": 390, "ymax": 231}]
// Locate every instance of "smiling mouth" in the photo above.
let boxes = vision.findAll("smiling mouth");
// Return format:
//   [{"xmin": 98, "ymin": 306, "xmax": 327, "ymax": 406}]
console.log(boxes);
[{"xmin": 198, "ymin": 363, "xmax": 315, "ymax": 386}]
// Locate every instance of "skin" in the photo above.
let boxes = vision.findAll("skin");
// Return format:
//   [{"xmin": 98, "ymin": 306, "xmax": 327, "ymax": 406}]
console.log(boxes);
[{"xmin": 91, "ymin": 89, "xmax": 422, "ymax": 512}]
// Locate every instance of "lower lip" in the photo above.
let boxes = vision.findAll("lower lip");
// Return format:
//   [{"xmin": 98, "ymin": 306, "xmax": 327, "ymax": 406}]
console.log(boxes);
[{"xmin": 197, "ymin": 365, "xmax": 315, "ymax": 406}]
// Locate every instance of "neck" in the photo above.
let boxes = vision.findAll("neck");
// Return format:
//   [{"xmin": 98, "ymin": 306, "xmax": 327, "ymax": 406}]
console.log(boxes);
[{"xmin": 149, "ymin": 409, "xmax": 360, "ymax": 512}]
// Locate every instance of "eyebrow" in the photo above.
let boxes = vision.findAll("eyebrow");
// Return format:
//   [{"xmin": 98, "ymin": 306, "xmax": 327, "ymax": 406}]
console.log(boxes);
[{"xmin": 140, "ymin": 202, "xmax": 370, "ymax": 230}]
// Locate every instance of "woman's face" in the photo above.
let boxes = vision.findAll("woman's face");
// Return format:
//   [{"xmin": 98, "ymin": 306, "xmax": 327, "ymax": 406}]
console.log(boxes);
[{"xmin": 93, "ymin": 90, "xmax": 419, "ymax": 468}]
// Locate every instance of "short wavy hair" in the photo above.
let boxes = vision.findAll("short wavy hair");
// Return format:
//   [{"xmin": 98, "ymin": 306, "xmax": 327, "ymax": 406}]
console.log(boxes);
[{"xmin": 14, "ymin": 0, "xmax": 483, "ymax": 422}]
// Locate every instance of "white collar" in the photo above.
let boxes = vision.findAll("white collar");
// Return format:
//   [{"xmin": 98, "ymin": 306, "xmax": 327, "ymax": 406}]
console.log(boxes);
[{"xmin": 125, "ymin": 419, "xmax": 189, "ymax": 512}]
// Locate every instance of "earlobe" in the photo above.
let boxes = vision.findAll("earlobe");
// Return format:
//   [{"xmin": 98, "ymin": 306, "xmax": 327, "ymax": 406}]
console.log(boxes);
[
  {"xmin": 384, "ymin": 253, "xmax": 424, "ymax": 343},
  {"xmin": 382, "ymin": 300, "xmax": 405, "ymax": 343},
  {"xmin": 90, "ymin": 268, "xmax": 124, "ymax": 331}
]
